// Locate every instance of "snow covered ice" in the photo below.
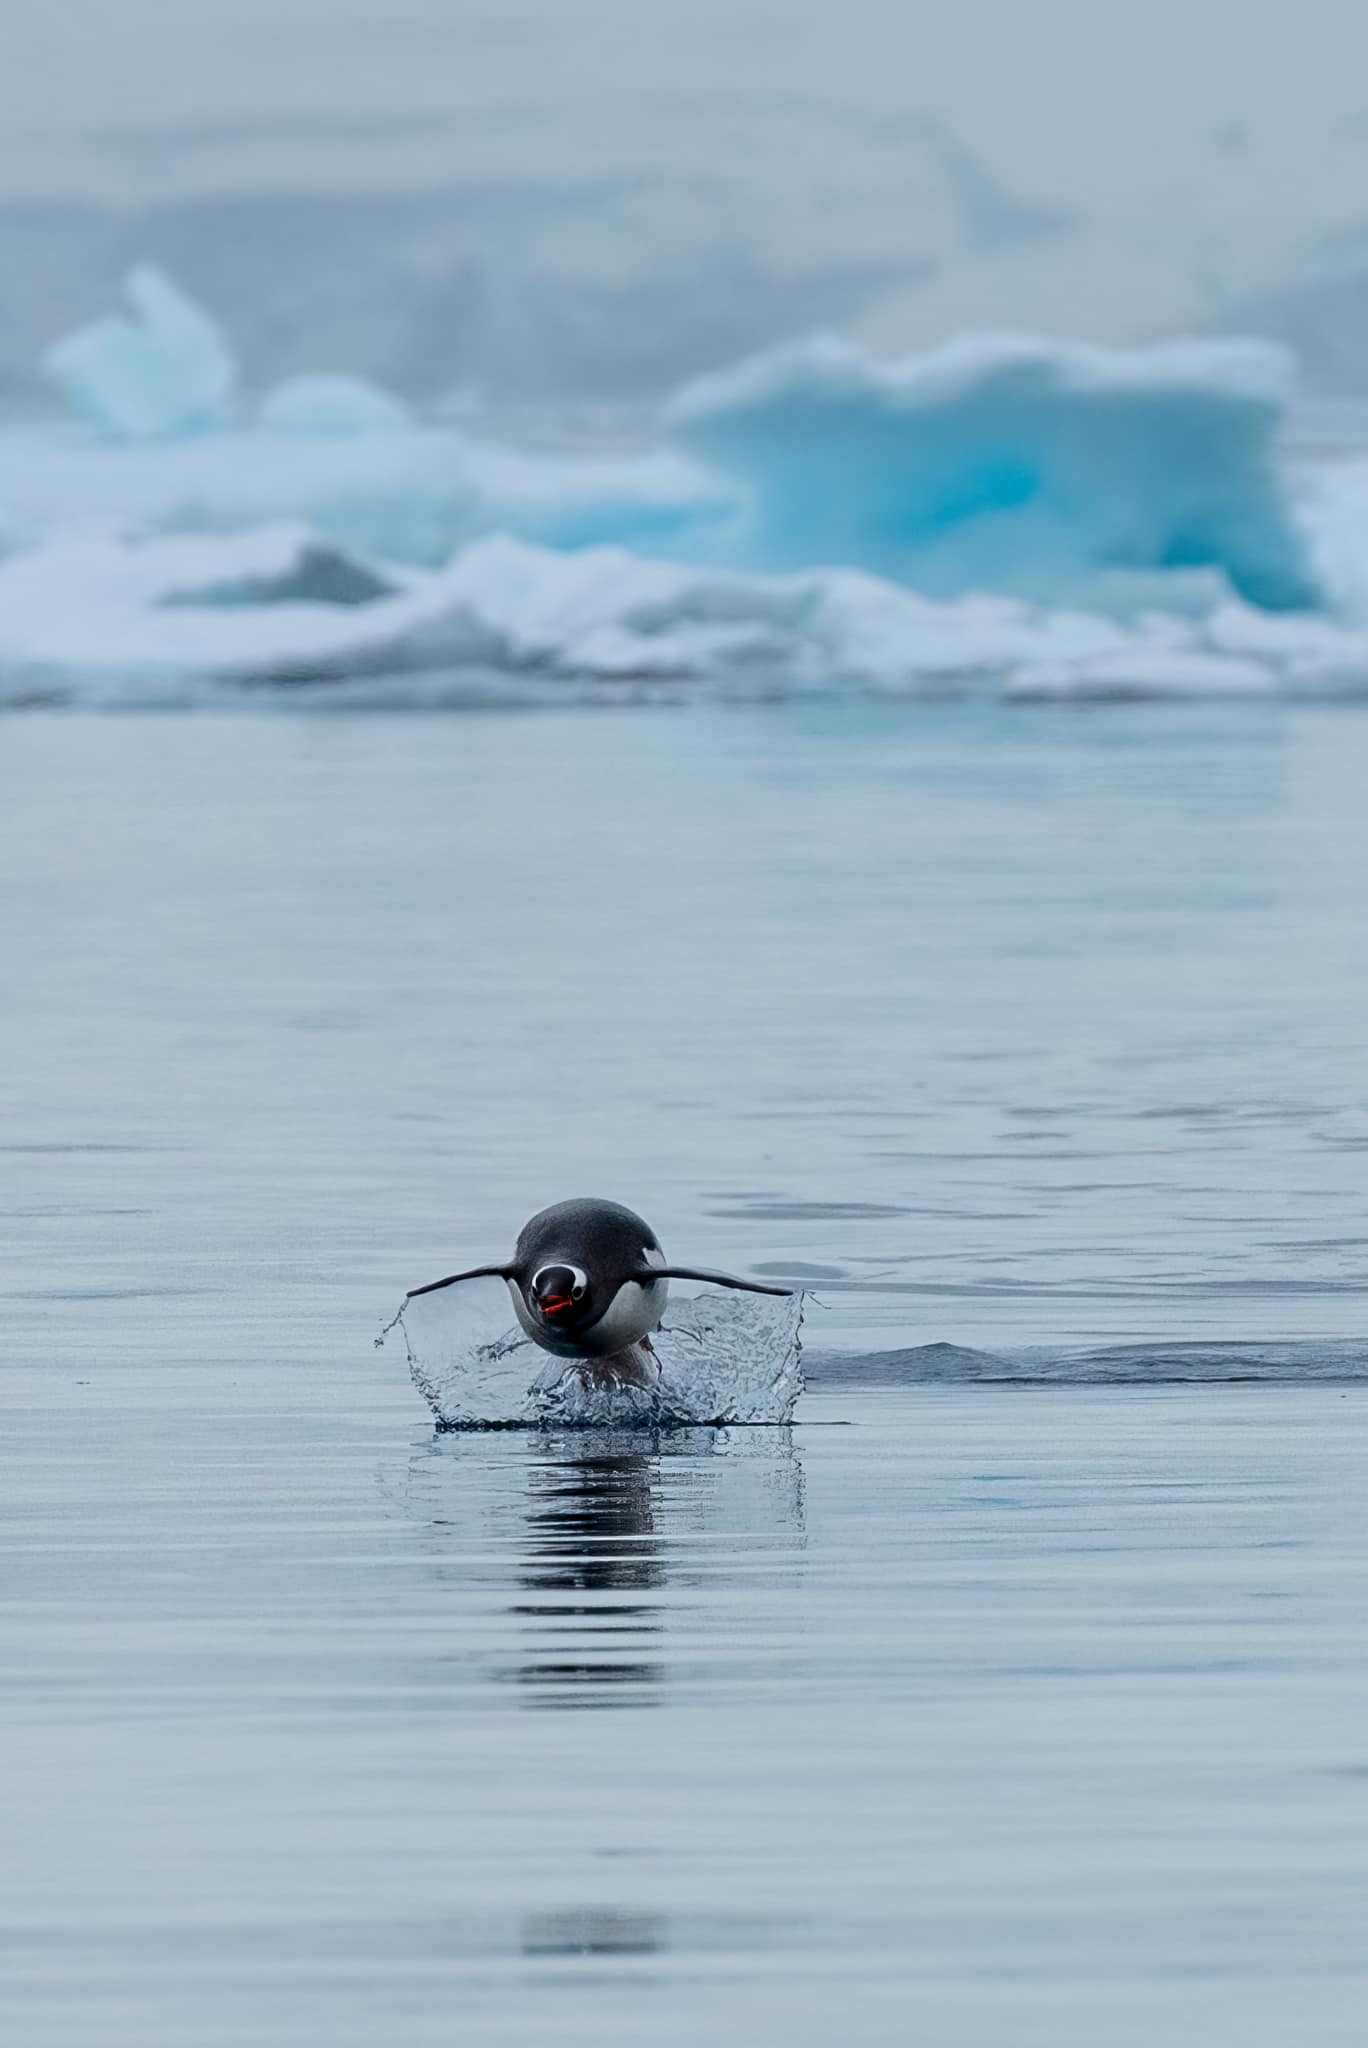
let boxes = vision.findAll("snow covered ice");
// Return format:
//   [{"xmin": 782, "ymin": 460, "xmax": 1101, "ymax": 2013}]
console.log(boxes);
[{"xmin": 7, "ymin": 266, "xmax": 1368, "ymax": 705}]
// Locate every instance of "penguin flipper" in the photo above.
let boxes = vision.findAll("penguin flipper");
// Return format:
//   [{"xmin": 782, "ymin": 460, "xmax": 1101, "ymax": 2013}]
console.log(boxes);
[
  {"xmin": 644, "ymin": 1264, "xmax": 793, "ymax": 1297},
  {"xmin": 406, "ymin": 1264, "xmax": 511, "ymax": 1301}
]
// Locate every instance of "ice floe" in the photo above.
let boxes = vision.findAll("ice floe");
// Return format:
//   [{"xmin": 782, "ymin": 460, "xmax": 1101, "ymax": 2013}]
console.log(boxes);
[{"xmin": 5, "ymin": 526, "xmax": 1367, "ymax": 708}]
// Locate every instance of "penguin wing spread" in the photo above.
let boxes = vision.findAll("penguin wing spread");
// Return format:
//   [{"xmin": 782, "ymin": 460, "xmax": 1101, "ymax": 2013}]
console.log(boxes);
[
  {"xmin": 406, "ymin": 1263, "xmax": 512, "ymax": 1301},
  {"xmin": 642, "ymin": 1264, "xmax": 793, "ymax": 1297}
]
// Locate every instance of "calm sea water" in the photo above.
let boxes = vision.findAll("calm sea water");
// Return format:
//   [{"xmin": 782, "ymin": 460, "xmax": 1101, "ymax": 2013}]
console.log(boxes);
[{"xmin": 5, "ymin": 702, "xmax": 1368, "ymax": 2043}]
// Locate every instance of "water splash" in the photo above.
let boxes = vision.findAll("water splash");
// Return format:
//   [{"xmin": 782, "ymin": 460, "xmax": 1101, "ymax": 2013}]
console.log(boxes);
[{"xmin": 380, "ymin": 1275, "xmax": 804, "ymax": 1428}]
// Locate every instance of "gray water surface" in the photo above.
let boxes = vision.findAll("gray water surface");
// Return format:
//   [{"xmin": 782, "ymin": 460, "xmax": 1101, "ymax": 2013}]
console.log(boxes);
[
  {"xmin": 6, "ymin": 1374, "xmax": 1368, "ymax": 2046},
  {"xmin": 5, "ymin": 703, "xmax": 1368, "ymax": 2042}
]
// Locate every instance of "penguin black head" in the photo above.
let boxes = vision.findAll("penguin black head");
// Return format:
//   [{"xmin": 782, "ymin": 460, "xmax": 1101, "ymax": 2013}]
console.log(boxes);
[
  {"xmin": 510, "ymin": 1201, "xmax": 663, "ymax": 1356},
  {"xmin": 406, "ymin": 1195, "xmax": 793, "ymax": 1361}
]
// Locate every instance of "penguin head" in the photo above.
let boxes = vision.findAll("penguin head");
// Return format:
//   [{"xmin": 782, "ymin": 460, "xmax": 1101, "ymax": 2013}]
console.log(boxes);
[
  {"xmin": 527, "ymin": 1260, "xmax": 594, "ymax": 1338},
  {"xmin": 509, "ymin": 1199, "xmax": 667, "ymax": 1357}
]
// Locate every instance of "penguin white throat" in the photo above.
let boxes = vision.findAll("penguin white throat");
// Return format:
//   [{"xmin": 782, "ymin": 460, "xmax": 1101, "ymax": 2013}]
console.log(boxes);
[{"xmin": 405, "ymin": 1196, "xmax": 792, "ymax": 1362}]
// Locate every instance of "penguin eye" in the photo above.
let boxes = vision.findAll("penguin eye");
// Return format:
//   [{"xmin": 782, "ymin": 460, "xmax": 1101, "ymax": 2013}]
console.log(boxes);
[{"xmin": 571, "ymin": 1282, "xmax": 585, "ymax": 1301}]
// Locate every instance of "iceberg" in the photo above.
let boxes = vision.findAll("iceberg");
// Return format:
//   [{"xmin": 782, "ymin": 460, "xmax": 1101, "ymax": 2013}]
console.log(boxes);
[
  {"xmin": 0, "ymin": 412, "xmax": 723, "ymax": 573},
  {"xmin": 257, "ymin": 375, "xmax": 413, "ymax": 439},
  {"xmin": 21, "ymin": 272, "xmax": 1319, "ymax": 606},
  {"xmin": 41, "ymin": 266, "xmax": 236, "ymax": 444},
  {"xmin": 9, "ymin": 265, "xmax": 1368, "ymax": 706},
  {"xmin": 665, "ymin": 332, "xmax": 1317, "ymax": 610}
]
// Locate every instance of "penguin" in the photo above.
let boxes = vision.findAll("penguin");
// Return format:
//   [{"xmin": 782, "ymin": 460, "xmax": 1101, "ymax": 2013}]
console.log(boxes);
[{"xmin": 406, "ymin": 1197, "xmax": 791, "ymax": 1361}]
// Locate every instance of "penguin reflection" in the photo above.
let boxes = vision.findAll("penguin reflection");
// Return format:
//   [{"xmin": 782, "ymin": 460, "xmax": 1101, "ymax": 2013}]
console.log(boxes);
[
  {"xmin": 511, "ymin": 1427, "xmax": 806, "ymax": 1709},
  {"xmin": 514, "ymin": 1432, "xmax": 666, "ymax": 1707}
]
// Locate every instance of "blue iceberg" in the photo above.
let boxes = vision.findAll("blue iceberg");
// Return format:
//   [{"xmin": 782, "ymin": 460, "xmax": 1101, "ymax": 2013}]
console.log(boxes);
[
  {"xmin": 7, "ymin": 266, "xmax": 1363, "ymax": 706},
  {"xmin": 42, "ymin": 266, "xmax": 237, "ymax": 444},
  {"xmin": 27, "ymin": 273, "xmax": 1317, "ymax": 610},
  {"xmin": 664, "ymin": 332, "xmax": 1316, "ymax": 611}
]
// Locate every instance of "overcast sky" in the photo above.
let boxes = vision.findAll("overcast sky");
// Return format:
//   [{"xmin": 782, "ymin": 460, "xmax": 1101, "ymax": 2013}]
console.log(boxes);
[
  {"xmin": 5, "ymin": 1, "xmax": 1366, "ymax": 168},
  {"xmin": 4, "ymin": 1, "xmax": 1368, "ymax": 344}
]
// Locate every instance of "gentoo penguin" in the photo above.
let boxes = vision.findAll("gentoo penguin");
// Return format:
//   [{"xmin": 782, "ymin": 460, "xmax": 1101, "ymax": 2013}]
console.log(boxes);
[{"xmin": 406, "ymin": 1197, "xmax": 790, "ymax": 1360}]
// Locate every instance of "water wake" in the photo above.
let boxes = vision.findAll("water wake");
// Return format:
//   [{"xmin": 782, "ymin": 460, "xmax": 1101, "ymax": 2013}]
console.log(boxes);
[{"xmin": 805, "ymin": 1339, "xmax": 1368, "ymax": 1386}]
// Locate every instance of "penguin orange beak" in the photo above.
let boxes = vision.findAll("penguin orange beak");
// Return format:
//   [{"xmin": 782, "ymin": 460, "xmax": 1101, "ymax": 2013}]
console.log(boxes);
[{"xmin": 538, "ymin": 1293, "xmax": 574, "ymax": 1317}]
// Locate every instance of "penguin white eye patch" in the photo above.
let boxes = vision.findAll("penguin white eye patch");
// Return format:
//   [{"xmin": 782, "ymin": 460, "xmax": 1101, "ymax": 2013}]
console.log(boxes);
[{"xmin": 532, "ymin": 1264, "xmax": 587, "ymax": 1300}]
